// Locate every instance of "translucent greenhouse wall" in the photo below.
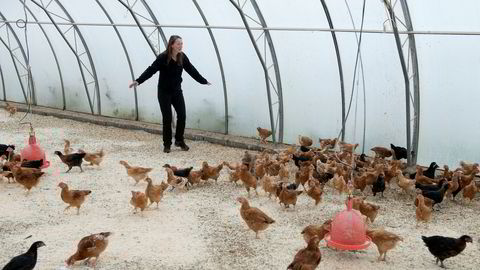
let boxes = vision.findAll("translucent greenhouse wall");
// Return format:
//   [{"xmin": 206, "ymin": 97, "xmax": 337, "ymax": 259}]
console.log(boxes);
[{"xmin": 1, "ymin": 0, "xmax": 479, "ymax": 168}]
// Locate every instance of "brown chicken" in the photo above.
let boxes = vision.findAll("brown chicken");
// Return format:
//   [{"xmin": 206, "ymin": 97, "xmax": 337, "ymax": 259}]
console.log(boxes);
[
  {"xmin": 130, "ymin": 191, "xmax": 148, "ymax": 214},
  {"xmin": 54, "ymin": 151, "xmax": 86, "ymax": 173},
  {"xmin": 396, "ymin": 170, "xmax": 415, "ymax": 194},
  {"xmin": 5, "ymin": 102, "xmax": 17, "ymax": 116},
  {"xmin": 295, "ymin": 164, "xmax": 314, "ymax": 188},
  {"xmin": 414, "ymin": 190, "xmax": 435, "ymax": 208},
  {"xmin": 443, "ymin": 165, "xmax": 453, "ymax": 180},
  {"xmin": 298, "ymin": 135, "xmax": 313, "ymax": 147},
  {"xmin": 257, "ymin": 127, "xmax": 272, "ymax": 144},
  {"xmin": 357, "ymin": 201, "xmax": 380, "ymax": 223},
  {"xmin": 145, "ymin": 177, "xmax": 169, "ymax": 208},
  {"xmin": 201, "ymin": 161, "xmax": 223, "ymax": 183},
  {"xmin": 319, "ymin": 138, "xmax": 337, "ymax": 150},
  {"xmin": 1, "ymin": 170, "xmax": 15, "ymax": 183},
  {"xmin": 415, "ymin": 194, "xmax": 432, "ymax": 227},
  {"xmin": 370, "ymin": 146, "xmax": 393, "ymax": 158},
  {"xmin": 58, "ymin": 182, "xmax": 91, "ymax": 215},
  {"xmin": 306, "ymin": 179, "xmax": 324, "ymax": 206},
  {"xmin": 187, "ymin": 169, "xmax": 203, "ymax": 185},
  {"xmin": 332, "ymin": 174, "xmax": 347, "ymax": 194},
  {"xmin": 11, "ymin": 165, "xmax": 44, "ymax": 194},
  {"xmin": 279, "ymin": 163, "xmax": 289, "ymax": 181},
  {"xmin": 165, "ymin": 167, "xmax": 188, "ymax": 191},
  {"xmin": 459, "ymin": 160, "xmax": 479, "ymax": 175},
  {"xmin": 79, "ymin": 149, "xmax": 105, "ymax": 166},
  {"xmin": 239, "ymin": 164, "xmax": 258, "ymax": 196},
  {"xmin": 462, "ymin": 180, "xmax": 477, "ymax": 203},
  {"xmin": 119, "ymin": 160, "xmax": 153, "ymax": 185},
  {"xmin": 63, "ymin": 139, "xmax": 73, "ymax": 155},
  {"xmin": 339, "ymin": 142, "xmax": 359, "ymax": 153},
  {"xmin": 237, "ymin": 197, "xmax": 275, "ymax": 239},
  {"xmin": 254, "ymin": 160, "xmax": 267, "ymax": 179},
  {"xmin": 301, "ymin": 219, "xmax": 332, "ymax": 244},
  {"xmin": 278, "ymin": 185, "xmax": 303, "ymax": 209},
  {"xmin": 287, "ymin": 236, "xmax": 322, "ymax": 270},
  {"xmin": 66, "ymin": 232, "xmax": 112, "ymax": 267},
  {"xmin": 415, "ymin": 166, "xmax": 436, "ymax": 185},
  {"xmin": 366, "ymin": 228, "xmax": 403, "ymax": 261},
  {"xmin": 261, "ymin": 174, "xmax": 277, "ymax": 199},
  {"xmin": 445, "ymin": 172, "xmax": 460, "ymax": 200}
]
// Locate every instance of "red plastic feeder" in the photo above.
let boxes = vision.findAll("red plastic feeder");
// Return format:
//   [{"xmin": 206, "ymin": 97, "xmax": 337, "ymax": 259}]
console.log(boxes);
[
  {"xmin": 325, "ymin": 197, "xmax": 371, "ymax": 250},
  {"xmin": 21, "ymin": 129, "xmax": 50, "ymax": 169}
]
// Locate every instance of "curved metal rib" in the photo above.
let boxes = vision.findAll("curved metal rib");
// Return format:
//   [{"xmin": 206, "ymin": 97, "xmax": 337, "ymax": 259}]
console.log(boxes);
[
  {"xmin": 192, "ymin": 0, "xmax": 229, "ymax": 134},
  {"xmin": 30, "ymin": 0, "xmax": 95, "ymax": 114},
  {"xmin": 96, "ymin": 0, "xmax": 138, "ymax": 120},
  {"xmin": 249, "ymin": 0, "xmax": 284, "ymax": 142},
  {"xmin": 0, "ymin": 64, "xmax": 6, "ymax": 101},
  {"xmin": 319, "ymin": 0, "xmax": 346, "ymax": 142},
  {"xmin": 383, "ymin": 0, "xmax": 412, "ymax": 165},
  {"xmin": 141, "ymin": 0, "xmax": 167, "ymax": 45},
  {"xmin": 229, "ymin": 0, "xmax": 276, "ymax": 143},
  {"xmin": 20, "ymin": 0, "xmax": 66, "ymax": 109},
  {"xmin": 0, "ymin": 11, "xmax": 33, "ymax": 104},
  {"xmin": 399, "ymin": 0, "xmax": 420, "ymax": 165},
  {"xmin": 0, "ymin": 36, "xmax": 28, "ymax": 103}
]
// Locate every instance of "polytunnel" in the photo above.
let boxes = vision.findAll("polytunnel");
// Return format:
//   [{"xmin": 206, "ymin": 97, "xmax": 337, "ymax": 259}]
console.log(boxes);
[{"xmin": 1, "ymin": 0, "xmax": 479, "ymax": 168}]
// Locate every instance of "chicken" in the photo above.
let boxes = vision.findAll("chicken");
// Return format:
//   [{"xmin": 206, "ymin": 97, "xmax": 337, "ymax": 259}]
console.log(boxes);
[
  {"xmin": 298, "ymin": 135, "xmax": 313, "ymax": 147},
  {"xmin": 443, "ymin": 165, "xmax": 453, "ymax": 180},
  {"xmin": 11, "ymin": 165, "xmax": 44, "ymax": 194},
  {"xmin": 254, "ymin": 160, "xmax": 267, "ymax": 179},
  {"xmin": 390, "ymin": 143, "xmax": 408, "ymax": 160},
  {"xmin": 339, "ymin": 142, "xmax": 359, "ymax": 153},
  {"xmin": 459, "ymin": 160, "xmax": 479, "ymax": 175},
  {"xmin": 421, "ymin": 182, "xmax": 449, "ymax": 207},
  {"xmin": 236, "ymin": 197, "xmax": 275, "ymax": 239},
  {"xmin": 165, "ymin": 167, "xmax": 188, "ymax": 191},
  {"xmin": 295, "ymin": 164, "xmax": 314, "ymax": 188},
  {"xmin": 66, "ymin": 232, "xmax": 112, "ymax": 267},
  {"xmin": 1, "ymin": 170, "xmax": 15, "ymax": 183},
  {"xmin": 410, "ymin": 162, "xmax": 438, "ymax": 180},
  {"xmin": 372, "ymin": 173, "xmax": 386, "ymax": 197},
  {"xmin": 20, "ymin": 159, "xmax": 43, "ymax": 169},
  {"xmin": 261, "ymin": 174, "xmax": 277, "ymax": 199},
  {"xmin": 444, "ymin": 172, "xmax": 460, "ymax": 200},
  {"xmin": 130, "ymin": 191, "xmax": 148, "ymax": 213},
  {"xmin": 201, "ymin": 161, "xmax": 223, "ymax": 183},
  {"xmin": 187, "ymin": 169, "xmax": 203, "ymax": 185},
  {"xmin": 5, "ymin": 102, "xmax": 17, "ymax": 116},
  {"xmin": 287, "ymin": 236, "xmax": 322, "ymax": 270},
  {"xmin": 0, "ymin": 144, "xmax": 15, "ymax": 157},
  {"xmin": 54, "ymin": 151, "xmax": 86, "ymax": 173},
  {"xmin": 306, "ymin": 179, "xmax": 324, "ymax": 206},
  {"xmin": 2, "ymin": 241, "xmax": 45, "ymax": 270},
  {"xmin": 414, "ymin": 190, "xmax": 435, "ymax": 208},
  {"xmin": 58, "ymin": 182, "xmax": 91, "ymax": 215},
  {"xmin": 239, "ymin": 164, "xmax": 258, "ymax": 196},
  {"xmin": 319, "ymin": 138, "xmax": 337, "ymax": 150},
  {"xmin": 257, "ymin": 127, "xmax": 272, "ymax": 144},
  {"xmin": 396, "ymin": 170, "xmax": 415, "ymax": 194},
  {"xmin": 145, "ymin": 177, "xmax": 169, "ymax": 208},
  {"xmin": 415, "ymin": 194, "xmax": 432, "ymax": 227},
  {"xmin": 79, "ymin": 149, "xmax": 105, "ymax": 166},
  {"xmin": 371, "ymin": 146, "xmax": 393, "ymax": 159},
  {"xmin": 119, "ymin": 160, "xmax": 153, "ymax": 185},
  {"xmin": 279, "ymin": 163, "xmax": 289, "ymax": 181},
  {"xmin": 301, "ymin": 219, "xmax": 332, "ymax": 244},
  {"xmin": 421, "ymin": 235, "xmax": 472, "ymax": 268},
  {"xmin": 366, "ymin": 229, "xmax": 403, "ymax": 261},
  {"xmin": 462, "ymin": 180, "xmax": 477, "ymax": 203},
  {"xmin": 278, "ymin": 185, "xmax": 303, "ymax": 209},
  {"xmin": 354, "ymin": 200, "xmax": 380, "ymax": 223},
  {"xmin": 163, "ymin": 164, "xmax": 194, "ymax": 178},
  {"xmin": 415, "ymin": 167, "xmax": 436, "ymax": 185},
  {"xmin": 332, "ymin": 174, "xmax": 347, "ymax": 194},
  {"xmin": 63, "ymin": 139, "xmax": 74, "ymax": 155}
]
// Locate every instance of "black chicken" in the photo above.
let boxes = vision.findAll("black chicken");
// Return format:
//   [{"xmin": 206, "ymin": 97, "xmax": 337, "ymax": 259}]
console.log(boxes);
[
  {"xmin": 163, "ymin": 164, "xmax": 193, "ymax": 178},
  {"xmin": 0, "ymin": 144, "xmax": 15, "ymax": 157},
  {"xmin": 292, "ymin": 154, "xmax": 311, "ymax": 168},
  {"xmin": 2, "ymin": 241, "xmax": 45, "ymax": 270},
  {"xmin": 409, "ymin": 162, "xmax": 439, "ymax": 179},
  {"xmin": 54, "ymin": 151, "xmax": 86, "ymax": 172},
  {"xmin": 372, "ymin": 173, "xmax": 386, "ymax": 197},
  {"xmin": 421, "ymin": 235, "xmax": 472, "ymax": 268},
  {"xmin": 20, "ymin": 159, "xmax": 43, "ymax": 169},
  {"xmin": 415, "ymin": 179, "xmax": 447, "ymax": 192},
  {"xmin": 421, "ymin": 182, "xmax": 449, "ymax": 206},
  {"xmin": 299, "ymin": 145, "xmax": 311, "ymax": 152}
]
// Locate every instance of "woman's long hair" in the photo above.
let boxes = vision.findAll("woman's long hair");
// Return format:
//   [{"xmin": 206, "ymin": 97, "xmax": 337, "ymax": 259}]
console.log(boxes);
[{"xmin": 166, "ymin": 35, "xmax": 183, "ymax": 66}]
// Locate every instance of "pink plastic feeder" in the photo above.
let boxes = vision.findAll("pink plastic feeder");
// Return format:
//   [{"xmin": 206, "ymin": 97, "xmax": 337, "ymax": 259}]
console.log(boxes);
[
  {"xmin": 20, "ymin": 127, "xmax": 50, "ymax": 169},
  {"xmin": 325, "ymin": 197, "xmax": 371, "ymax": 250}
]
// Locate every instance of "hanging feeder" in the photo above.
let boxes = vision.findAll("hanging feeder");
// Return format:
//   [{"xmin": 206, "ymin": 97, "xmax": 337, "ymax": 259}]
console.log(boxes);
[
  {"xmin": 20, "ymin": 123, "xmax": 50, "ymax": 169},
  {"xmin": 324, "ymin": 196, "xmax": 371, "ymax": 250}
]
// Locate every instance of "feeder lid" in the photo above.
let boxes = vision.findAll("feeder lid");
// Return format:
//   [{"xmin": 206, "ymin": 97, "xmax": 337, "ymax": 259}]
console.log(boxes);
[
  {"xmin": 325, "ymin": 197, "xmax": 371, "ymax": 250},
  {"xmin": 21, "ymin": 134, "xmax": 50, "ymax": 169}
]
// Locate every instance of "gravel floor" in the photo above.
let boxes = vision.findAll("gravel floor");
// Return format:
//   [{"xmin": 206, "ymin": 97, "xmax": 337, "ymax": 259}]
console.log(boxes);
[{"xmin": 0, "ymin": 112, "xmax": 479, "ymax": 270}]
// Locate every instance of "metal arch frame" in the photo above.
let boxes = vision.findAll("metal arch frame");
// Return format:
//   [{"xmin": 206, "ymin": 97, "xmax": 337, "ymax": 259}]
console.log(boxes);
[
  {"xmin": 192, "ymin": 0, "xmax": 229, "ymax": 134},
  {"xmin": 95, "ymin": 0, "xmax": 139, "ymax": 120},
  {"xmin": 228, "ymin": 0, "xmax": 280, "ymax": 143},
  {"xmin": 249, "ymin": 0, "xmax": 284, "ymax": 143},
  {"xmin": 116, "ymin": 0, "xmax": 167, "ymax": 57},
  {"xmin": 0, "ymin": 64, "xmax": 5, "ymax": 101},
  {"xmin": 319, "ymin": 0, "xmax": 346, "ymax": 142},
  {"xmin": 0, "ymin": 12, "xmax": 33, "ymax": 104},
  {"xmin": 31, "ymin": 0, "xmax": 98, "ymax": 114},
  {"xmin": 21, "ymin": 0, "xmax": 66, "ymax": 110},
  {"xmin": 140, "ymin": 0, "xmax": 167, "ymax": 46},
  {"xmin": 399, "ymin": 0, "xmax": 420, "ymax": 165},
  {"xmin": 382, "ymin": 0, "xmax": 412, "ymax": 165}
]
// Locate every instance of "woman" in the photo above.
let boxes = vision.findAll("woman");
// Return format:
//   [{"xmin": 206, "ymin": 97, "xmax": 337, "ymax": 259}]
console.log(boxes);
[{"xmin": 129, "ymin": 35, "xmax": 210, "ymax": 153}]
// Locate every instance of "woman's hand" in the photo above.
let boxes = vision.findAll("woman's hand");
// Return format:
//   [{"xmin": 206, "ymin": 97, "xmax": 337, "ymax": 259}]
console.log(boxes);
[{"xmin": 129, "ymin": 81, "xmax": 139, "ymax": 88}]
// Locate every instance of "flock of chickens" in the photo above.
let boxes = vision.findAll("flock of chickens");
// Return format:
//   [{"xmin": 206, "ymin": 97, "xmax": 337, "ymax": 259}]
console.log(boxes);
[{"xmin": 0, "ymin": 123, "xmax": 478, "ymax": 269}]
